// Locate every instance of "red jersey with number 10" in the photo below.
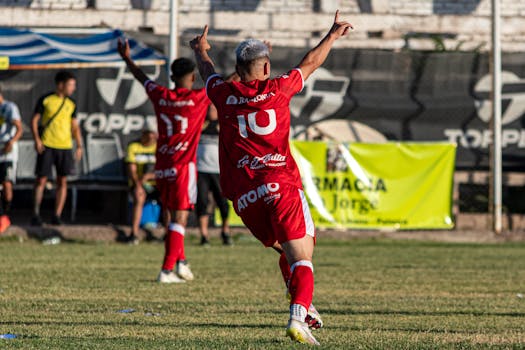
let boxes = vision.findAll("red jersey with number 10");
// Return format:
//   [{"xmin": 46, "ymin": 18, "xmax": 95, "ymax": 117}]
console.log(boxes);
[
  {"xmin": 144, "ymin": 81, "xmax": 210, "ymax": 168},
  {"xmin": 206, "ymin": 68, "xmax": 305, "ymax": 200}
]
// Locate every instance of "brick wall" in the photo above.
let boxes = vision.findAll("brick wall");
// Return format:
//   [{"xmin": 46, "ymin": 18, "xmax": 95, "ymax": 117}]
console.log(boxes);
[
  {"xmin": 1, "ymin": 0, "xmax": 523, "ymax": 14},
  {"xmin": 1, "ymin": 0, "xmax": 525, "ymax": 52},
  {"xmin": 0, "ymin": 0, "xmax": 87, "ymax": 8}
]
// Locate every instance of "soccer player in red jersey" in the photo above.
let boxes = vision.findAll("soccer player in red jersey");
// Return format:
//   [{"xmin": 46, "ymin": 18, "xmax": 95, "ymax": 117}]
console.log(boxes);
[
  {"xmin": 118, "ymin": 39, "xmax": 211, "ymax": 283},
  {"xmin": 191, "ymin": 11, "xmax": 353, "ymax": 345}
]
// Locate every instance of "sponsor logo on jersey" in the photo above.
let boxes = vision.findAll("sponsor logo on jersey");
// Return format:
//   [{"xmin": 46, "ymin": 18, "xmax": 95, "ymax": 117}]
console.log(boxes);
[
  {"xmin": 155, "ymin": 167, "xmax": 177, "ymax": 179},
  {"xmin": 226, "ymin": 95, "xmax": 238, "ymax": 105},
  {"xmin": 226, "ymin": 92, "xmax": 276, "ymax": 105},
  {"xmin": 237, "ymin": 153, "xmax": 287, "ymax": 169},
  {"xmin": 237, "ymin": 182, "xmax": 281, "ymax": 211},
  {"xmin": 158, "ymin": 99, "xmax": 195, "ymax": 107},
  {"xmin": 158, "ymin": 142, "xmax": 189, "ymax": 155}
]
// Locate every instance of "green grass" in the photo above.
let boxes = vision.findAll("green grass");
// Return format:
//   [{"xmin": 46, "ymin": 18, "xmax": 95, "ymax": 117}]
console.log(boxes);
[{"xmin": 0, "ymin": 235, "xmax": 524, "ymax": 349}]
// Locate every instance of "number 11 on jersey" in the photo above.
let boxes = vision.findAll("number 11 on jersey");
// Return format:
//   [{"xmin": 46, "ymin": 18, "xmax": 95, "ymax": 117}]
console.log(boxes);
[{"xmin": 160, "ymin": 113, "xmax": 188, "ymax": 136}]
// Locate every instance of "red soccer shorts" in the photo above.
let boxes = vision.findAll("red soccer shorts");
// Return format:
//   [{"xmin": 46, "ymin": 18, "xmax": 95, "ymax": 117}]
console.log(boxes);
[
  {"xmin": 233, "ymin": 182, "xmax": 315, "ymax": 247},
  {"xmin": 155, "ymin": 162, "xmax": 197, "ymax": 211}
]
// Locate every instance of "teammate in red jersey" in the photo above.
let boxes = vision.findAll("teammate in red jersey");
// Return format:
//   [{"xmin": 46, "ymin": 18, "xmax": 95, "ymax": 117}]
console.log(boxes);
[
  {"xmin": 118, "ymin": 39, "xmax": 211, "ymax": 283},
  {"xmin": 191, "ymin": 10, "xmax": 353, "ymax": 345}
]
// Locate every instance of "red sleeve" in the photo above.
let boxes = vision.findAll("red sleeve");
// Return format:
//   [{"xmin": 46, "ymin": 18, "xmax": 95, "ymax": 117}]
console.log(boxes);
[
  {"xmin": 205, "ymin": 74, "xmax": 227, "ymax": 106},
  {"xmin": 274, "ymin": 68, "xmax": 305, "ymax": 99},
  {"xmin": 144, "ymin": 80, "xmax": 168, "ymax": 102}
]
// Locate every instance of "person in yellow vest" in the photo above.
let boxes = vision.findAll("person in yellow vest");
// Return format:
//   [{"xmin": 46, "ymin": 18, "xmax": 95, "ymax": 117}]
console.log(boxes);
[
  {"xmin": 125, "ymin": 127, "xmax": 157, "ymax": 244},
  {"xmin": 30, "ymin": 71, "xmax": 83, "ymax": 226}
]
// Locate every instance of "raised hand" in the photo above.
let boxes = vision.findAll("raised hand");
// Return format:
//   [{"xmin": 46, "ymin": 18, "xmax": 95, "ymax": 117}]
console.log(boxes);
[
  {"xmin": 190, "ymin": 25, "xmax": 211, "ymax": 52},
  {"xmin": 191, "ymin": 24, "xmax": 217, "ymax": 81},
  {"xmin": 117, "ymin": 38, "xmax": 131, "ymax": 59},
  {"xmin": 117, "ymin": 37, "xmax": 149, "ymax": 84},
  {"xmin": 328, "ymin": 10, "xmax": 353, "ymax": 39}
]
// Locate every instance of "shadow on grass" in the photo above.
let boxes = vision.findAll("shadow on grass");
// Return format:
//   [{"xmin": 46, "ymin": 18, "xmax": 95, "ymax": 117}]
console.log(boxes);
[
  {"xmin": 111, "ymin": 224, "xmax": 131, "ymax": 243},
  {"xmin": 0, "ymin": 320, "xmax": 278, "ymax": 329},
  {"xmin": 329, "ymin": 308, "xmax": 525, "ymax": 318},
  {"xmin": 111, "ymin": 224, "xmax": 164, "ymax": 244},
  {"xmin": 25, "ymin": 226, "xmax": 78, "ymax": 244}
]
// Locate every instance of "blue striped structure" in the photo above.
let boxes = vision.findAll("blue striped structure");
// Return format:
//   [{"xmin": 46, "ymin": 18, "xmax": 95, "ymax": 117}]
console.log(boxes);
[{"xmin": 0, "ymin": 28, "xmax": 165, "ymax": 69}]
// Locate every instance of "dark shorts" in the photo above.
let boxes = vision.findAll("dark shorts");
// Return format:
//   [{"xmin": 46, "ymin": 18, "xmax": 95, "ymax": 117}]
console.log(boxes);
[
  {"xmin": 196, "ymin": 172, "xmax": 229, "ymax": 219},
  {"xmin": 35, "ymin": 147, "xmax": 74, "ymax": 178},
  {"xmin": 0, "ymin": 162, "xmax": 15, "ymax": 183}
]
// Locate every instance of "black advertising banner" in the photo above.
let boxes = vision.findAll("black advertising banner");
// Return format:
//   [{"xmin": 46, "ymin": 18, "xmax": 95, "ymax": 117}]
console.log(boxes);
[
  {"xmin": 1, "ymin": 46, "xmax": 525, "ymax": 173},
  {"xmin": 0, "ymin": 64, "xmax": 166, "ymax": 150},
  {"xmin": 202, "ymin": 46, "xmax": 525, "ymax": 171}
]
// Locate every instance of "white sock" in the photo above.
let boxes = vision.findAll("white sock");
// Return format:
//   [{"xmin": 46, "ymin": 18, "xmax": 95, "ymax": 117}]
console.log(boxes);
[{"xmin": 290, "ymin": 303, "xmax": 307, "ymax": 322}]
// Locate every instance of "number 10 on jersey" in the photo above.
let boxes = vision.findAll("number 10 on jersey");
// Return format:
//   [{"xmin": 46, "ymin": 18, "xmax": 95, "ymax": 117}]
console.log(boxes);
[{"xmin": 237, "ymin": 109, "xmax": 277, "ymax": 138}]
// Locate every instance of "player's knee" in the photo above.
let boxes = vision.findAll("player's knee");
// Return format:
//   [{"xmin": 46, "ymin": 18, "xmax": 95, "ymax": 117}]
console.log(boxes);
[
  {"xmin": 175, "ymin": 218, "xmax": 188, "ymax": 226},
  {"xmin": 173, "ymin": 212, "xmax": 188, "ymax": 226},
  {"xmin": 172, "ymin": 215, "xmax": 185, "ymax": 225},
  {"xmin": 56, "ymin": 176, "xmax": 67, "ymax": 187},
  {"xmin": 134, "ymin": 189, "xmax": 146, "ymax": 201},
  {"xmin": 36, "ymin": 177, "xmax": 47, "ymax": 186},
  {"xmin": 134, "ymin": 194, "xmax": 145, "ymax": 204}
]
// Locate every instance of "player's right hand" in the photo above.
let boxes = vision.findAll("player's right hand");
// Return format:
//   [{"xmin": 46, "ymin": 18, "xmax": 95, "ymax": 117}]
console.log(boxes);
[
  {"xmin": 117, "ymin": 38, "xmax": 131, "ymax": 59},
  {"xmin": 2, "ymin": 140, "xmax": 14, "ymax": 154},
  {"xmin": 75, "ymin": 146, "xmax": 83, "ymax": 161},
  {"xmin": 35, "ymin": 139, "xmax": 45, "ymax": 154},
  {"xmin": 190, "ymin": 25, "xmax": 211, "ymax": 52},
  {"xmin": 328, "ymin": 10, "xmax": 353, "ymax": 39}
]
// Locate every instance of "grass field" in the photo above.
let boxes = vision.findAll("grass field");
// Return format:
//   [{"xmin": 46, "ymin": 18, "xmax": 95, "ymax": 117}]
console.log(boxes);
[{"xmin": 0, "ymin": 234, "xmax": 524, "ymax": 349}]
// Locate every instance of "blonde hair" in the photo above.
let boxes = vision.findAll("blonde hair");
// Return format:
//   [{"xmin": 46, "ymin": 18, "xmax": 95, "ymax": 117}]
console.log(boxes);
[{"xmin": 235, "ymin": 39, "xmax": 269, "ymax": 64}]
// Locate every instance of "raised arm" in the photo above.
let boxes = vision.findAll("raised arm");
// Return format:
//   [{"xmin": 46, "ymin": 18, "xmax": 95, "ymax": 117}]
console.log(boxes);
[
  {"xmin": 190, "ymin": 25, "xmax": 217, "ymax": 83},
  {"xmin": 298, "ymin": 10, "xmax": 353, "ymax": 81},
  {"xmin": 117, "ymin": 38, "xmax": 149, "ymax": 85}
]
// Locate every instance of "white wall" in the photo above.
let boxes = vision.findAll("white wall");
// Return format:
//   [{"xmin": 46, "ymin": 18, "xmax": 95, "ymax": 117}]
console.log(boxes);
[{"xmin": 1, "ymin": 0, "xmax": 524, "ymax": 51}]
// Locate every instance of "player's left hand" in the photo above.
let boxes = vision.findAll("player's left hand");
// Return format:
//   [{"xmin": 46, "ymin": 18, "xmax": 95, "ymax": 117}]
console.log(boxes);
[
  {"xmin": 117, "ymin": 38, "xmax": 131, "ymax": 59},
  {"xmin": 75, "ymin": 146, "xmax": 83, "ymax": 161},
  {"xmin": 328, "ymin": 10, "xmax": 354, "ymax": 39},
  {"xmin": 2, "ymin": 140, "xmax": 13, "ymax": 154},
  {"xmin": 190, "ymin": 25, "xmax": 211, "ymax": 52}
]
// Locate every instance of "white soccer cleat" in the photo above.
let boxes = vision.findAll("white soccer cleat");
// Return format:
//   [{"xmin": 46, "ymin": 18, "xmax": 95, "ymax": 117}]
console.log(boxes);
[
  {"xmin": 286, "ymin": 319, "xmax": 320, "ymax": 346},
  {"xmin": 157, "ymin": 270, "xmax": 186, "ymax": 283},
  {"xmin": 176, "ymin": 260, "xmax": 194, "ymax": 281},
  {"xmin": 306, "ymin": 304, "xmax": 324, "ymax": 330},
  {"xmin": 285, "ymin": 290, "xmax": 324, "ymax": 330}
]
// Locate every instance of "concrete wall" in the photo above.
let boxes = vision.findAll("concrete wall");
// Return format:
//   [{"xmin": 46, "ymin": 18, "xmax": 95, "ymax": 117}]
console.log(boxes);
[{"xmin": 1, "ymin": 0, "xmax": 525, "ymax": 51}]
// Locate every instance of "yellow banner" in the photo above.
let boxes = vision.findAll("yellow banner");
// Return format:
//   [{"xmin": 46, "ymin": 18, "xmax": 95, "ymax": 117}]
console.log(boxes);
[
  {"xmin": 0, "ymin": 56, "xmax": 9, "ymax": 70},
  {"xmin": 217, "ymin": 142, "xmax": 456, "ymax": 230}
]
